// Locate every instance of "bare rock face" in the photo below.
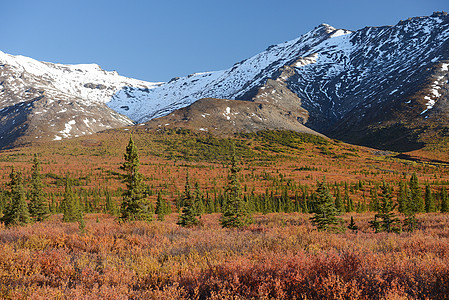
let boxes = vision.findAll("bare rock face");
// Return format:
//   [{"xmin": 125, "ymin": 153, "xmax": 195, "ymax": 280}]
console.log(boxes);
[{"xmin": 143, "ymin": 98, "xmax": 320, "ymax": 137}]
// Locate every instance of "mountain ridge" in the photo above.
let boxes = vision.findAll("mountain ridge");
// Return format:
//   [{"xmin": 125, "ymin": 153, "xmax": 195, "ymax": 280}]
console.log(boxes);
[{"xmin": 0, "ymin": 12, "xmax": 448, "ymax": 150}]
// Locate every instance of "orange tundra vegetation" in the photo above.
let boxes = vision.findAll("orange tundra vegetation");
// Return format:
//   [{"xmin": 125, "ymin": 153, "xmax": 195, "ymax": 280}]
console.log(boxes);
[
  {"xmin": 0, "ymin": 129, "xmax": 448, "ymax": 298},
  {"xmin": 0, "ymin": 213, "xmax": 448, "ymax": 299}
]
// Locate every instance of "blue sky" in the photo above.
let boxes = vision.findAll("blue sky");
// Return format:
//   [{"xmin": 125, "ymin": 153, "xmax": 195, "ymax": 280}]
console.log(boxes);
[{"xmin": 2, "ymin": 0, "xmax": 447, "ymax": 82}]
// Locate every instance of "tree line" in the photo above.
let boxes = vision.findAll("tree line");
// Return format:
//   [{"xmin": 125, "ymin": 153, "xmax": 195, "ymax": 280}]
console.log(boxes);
[{"xmin": 1, "ymin": 135, "xmax": 448, "ymax": 232}]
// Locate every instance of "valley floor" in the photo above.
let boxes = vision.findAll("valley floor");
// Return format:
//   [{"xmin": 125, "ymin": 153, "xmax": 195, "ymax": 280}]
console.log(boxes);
[
  {"xmin": 0, "ymin": 212, "xmax": 448, "ymax": 299},
  {"xmin": 0, "ymin": 130, "xmax": 448, "ymax": 299}
]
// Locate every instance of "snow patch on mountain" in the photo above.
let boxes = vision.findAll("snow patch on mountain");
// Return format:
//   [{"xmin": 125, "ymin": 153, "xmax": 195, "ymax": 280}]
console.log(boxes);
[{"xmin": 0, "ymin": 50, "xmax": 161, "ymax": 108}]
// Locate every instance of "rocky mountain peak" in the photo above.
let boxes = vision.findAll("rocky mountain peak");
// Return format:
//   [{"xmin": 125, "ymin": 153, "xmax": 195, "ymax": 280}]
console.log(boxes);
[{"xmin": 0, "ymin": 13, "xmax": 448, "ymax": 151}]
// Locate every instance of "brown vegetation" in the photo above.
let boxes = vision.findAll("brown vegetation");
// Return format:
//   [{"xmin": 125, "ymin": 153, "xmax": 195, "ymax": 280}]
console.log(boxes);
[
  {"xmin": 0, "ymin": 129, "xmax": 448, "ymax": 298},
  {"xmin": 0, "ymin": 213, "xmax": 448, "ymax": 299}
]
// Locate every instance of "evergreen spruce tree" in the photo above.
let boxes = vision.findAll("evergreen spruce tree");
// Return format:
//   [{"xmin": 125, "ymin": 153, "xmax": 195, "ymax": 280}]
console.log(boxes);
[
  {"xmin": 397, "ymin": 181, "xmax": 409, "ymax": 213},
  {"xmin": 178, "ymin": 170, "xmax": 200, "ymax": 226},
  {"xmin": 369, "ymin": 181, "xmax": 400, "ymax": 233},
  {"xmin": 282, "ymin": 187, "xmax": 293, "ymax": 213},
  {"xmin": 48, "ymin": 194, "xmax": 54, "ymax": 214},
  {"xmin": 310, "ymin": 178, "xmax": 341, "ymax": 232},
  {"xmin": 155, "ymin": 191, "xmax": 168, "ymax": 221},
  {"xmin": 220, "ymin": 143, "xmax": 252, "ymax": 228},
  {"xmin": 348, "ymin": 216, "xmax": 358, "ymax": 231},
  {"xmin": 345, "ymin": 192, "xmax": 354, "ymax": 212},
  {"xmin": 369, "ymin": 215, "xmax": 381, "ymax": 233},
  {"xmin": 78, "ymin": 211, "xmax": 86, "ymax": 233},
  {"xmin": 193, "ymin": 182, "xmax": 206, "ymax": 215},
  {"xmin": 440, "ymin": 187, "xmax": 449, "ymax": 213},
  {"xmin": 344, "ymin": 183, "xmax": 354, "ymax": 212},
  {"xmin": 28, "ymin": 155, "xmax": 49, "ymax": 222},
  {"xmin": 409, "ymin": 173, "xmax": 425, "ymax": 212},
  {"xmin": 62, "ymin": 176, "xmax": 81, "ymax": 223},
  {"xmin": 301, "ymin": 187, "xmax": 309, "ymax": 213},
  {"xmin": 105, "ymin": 189, "xmax": 117, "ymax": 215},
  {"xmin": 1, "ymin": 167, "xmax": 30, "ymax": 227},
  {"xmin": 120, "ymin": 135, "xmax": 153, "ymax": 222},
  {"xmin": 369, "ymin": 186, "xmax": 379, "ymax": 212},
  {"xmin": 205, "ymin": 191, "xmax": 213, "ymax": 213},
  {"xmin": 334, "ymin": 186, "xmax": 345, "ymax": 214},
  {"xmin": 403, "ymin": 173, "xmax": 423, "ymax": 231},
  {"xmin": 165, "ymin": 197, "xmax": 172, "ymax": 214},
  {"xmin": 424, "ymin": 183, "xmax": 436, "ymax": 213}
]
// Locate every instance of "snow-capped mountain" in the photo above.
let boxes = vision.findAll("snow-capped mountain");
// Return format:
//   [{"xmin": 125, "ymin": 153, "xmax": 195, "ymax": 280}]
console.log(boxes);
[
  {"xmin": 0, "ymin": 50, "xmax": 162, "ymax": 147},
  {"xmin": 1, "ymin": 12, "xmax": 448, "ymax": 150},
  {"xmin": 110, "ymin": 12, "xmax": 449, "ymax": 150}
]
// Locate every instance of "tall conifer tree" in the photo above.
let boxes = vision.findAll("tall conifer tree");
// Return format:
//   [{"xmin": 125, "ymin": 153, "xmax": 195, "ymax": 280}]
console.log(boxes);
[
  {"xmin": 178, "ymin": 170, "xmax": 200, "ymax": 226},
  {"xmin": 402, "ymin": 173, "xmax": 424, "ymax": 231},
  {"xmin": 156, "ymin": 191, "xmax": 171, "ymax": 221},
  {"xmin": 120, "ymin": 135, "xmax": 153, "ymax": 222},
  {"xmin": 369, "ymin": 185, "xmax": 379, "ymax": 212},
  {"xmin": 62, "ymin": 176, "xmax": 82, "ymax": 223},
  {"xmin": 1, "ymin": 167, "xmax": 30, "ymax": 226},
  {"xmin": 369, "ymin": 181, "xmax": 400, "ymax": 233},
  {"xmin": 105, "ymin": 189, "xmax": 117, "ymax": 215},
  {"xmin": 440, "ymin": 187, "xmax": 449, "ymax": 213},
  {"xmin": 424, "ymin": 183, "xmax": 436, "ymax": 213},
  {"xmin": 29, "ymin": 155, "xmax": 49, "ymax": 222},
  {"xmin": 397, "ymin": 181, "xmax": 408, "ymax": 213},
  {"xmin": 409, "ymin": 173, "xmax": 424, "ymax": 212},
  {"xmin": 310, "ymin": 178, "xmax": 341, "ymax": 232},
  {"xmin": 220, "ymin": 143, "xmax": 252, "ymax": 228},
  {"xmin": 334, "ymin": 186, "xmax": 345, "ymax": 214}
]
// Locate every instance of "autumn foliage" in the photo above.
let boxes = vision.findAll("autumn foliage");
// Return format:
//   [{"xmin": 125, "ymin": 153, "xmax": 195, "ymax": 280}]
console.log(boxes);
[
  {"xmin": 0, "ymin": 129, "xmax": 448, "ymax": 298},
  {"xmin": 0, "ymin": 213, "xmax": 447, "ymax": 299}
]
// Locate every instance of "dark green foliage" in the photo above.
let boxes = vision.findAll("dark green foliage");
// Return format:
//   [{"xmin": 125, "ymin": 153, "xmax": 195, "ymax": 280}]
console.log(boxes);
[
  {"xmin": 441, "ymin": 187, "xmax": 449, "ymax": 213},
  {"xmin": 0, "ymin": 191, "xmax": 8, "ymax": 217},
  {"xmin": 220, "ymin": 144, "xmax": 252, "ymax": 228},
  {"xmin": 62, "ymin": 176, "xmax": 82, "ymax": 223},
  {"xmin": 409, "ymin": 173, "xmax": 425, "ymax": 213},
  {"xmin": 157, "ymin": 129, "xmax": 255, "ymax": 162},
  {"xmin": 348, "ymin": 216, "xmax": 358, "ymax": 231},
  {"xmin": 1, "ymin": 167, "xmax": 30, "ymax": 227},
  {"xmin": 193, "ymin": 182, "xmax": 206, "ymax": 215},
  {"xmin": 155, "ymin": 192, "xmax": 171, "ymax": 221},
  {"xmin": 178, "ymin": 171, "xmax": 200, "ymax": 227},
  {"xmin": 403, "ymin": 214, "xmax": 418, "ymax": 232},
  {"xmin": 334, "ymin": 186, "xmax": 345, "ymax": 214},
  {"xmin": 369, "ymin": 186, "xmax": 379, "ymax": 212},
  {"xmin": 344, "ymin": 185, "xmax": 354, "ymax": 212},
  {"xmin": 105, "ymin": 189, "xmax": 117, "ymax": 216},
  {"xmin": 282, "ymin": 187, "xmax": 293, "ymax": 213},
  {"xmin": 402, "ymin": 173, "xmax": 423, "ymax": 232},
  {"xmin": 28, "ymin": 155, "xmax": 50, "ymax": 222},
  {"xmin": 155, "ymin": 192, "xmax": 165, "ymax": 221},
  {"xmin": 369, "ymin": 181, "xmax": 400, "ymax": 233},
  {"xmin": 424, "ymin": 183, "xmax": 436, "ymax": 213},
  {"xmin": 310, "ymin": 178, "xmax": 341, "ymax": 232},
  {"xmin": 120, "ymin": 135, "xmax": 153, "ymax": 222},
  {"xmin": 78, "ymin": 214, "xmax": 86, "ymax": 234},
  {"xmin": 369, "ymin": 215, "xmax": 381, "ymax": 233},
  {"xmin": 240, "ymin": 130, "xmax": 329, "ymax": 150},
  {"xmin": 397, "ymin": 181, "xmax": 408, "ymax": 213}
]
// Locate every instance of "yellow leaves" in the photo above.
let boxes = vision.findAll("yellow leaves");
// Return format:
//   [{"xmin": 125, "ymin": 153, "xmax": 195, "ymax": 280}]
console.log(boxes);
[{"xmin": 17, "ymin": 234, "xmax": 51, "ymax": 251}]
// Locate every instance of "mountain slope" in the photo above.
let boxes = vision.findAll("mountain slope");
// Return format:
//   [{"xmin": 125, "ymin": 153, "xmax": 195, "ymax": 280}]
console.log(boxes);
[
  {"xmin": 142, "ymin": 97, "xmax": 316, "ymax": 137},
  {"xmin": 110, "ymin": 12, "xmax": 449, "ymax": 151},
  {"xmin": 1, "ymin": 12, "xmax": 448, "ymax": 150},
  {"xmin": 0, "ymin": 51, "xmax": 160, "ymax": 147}
]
